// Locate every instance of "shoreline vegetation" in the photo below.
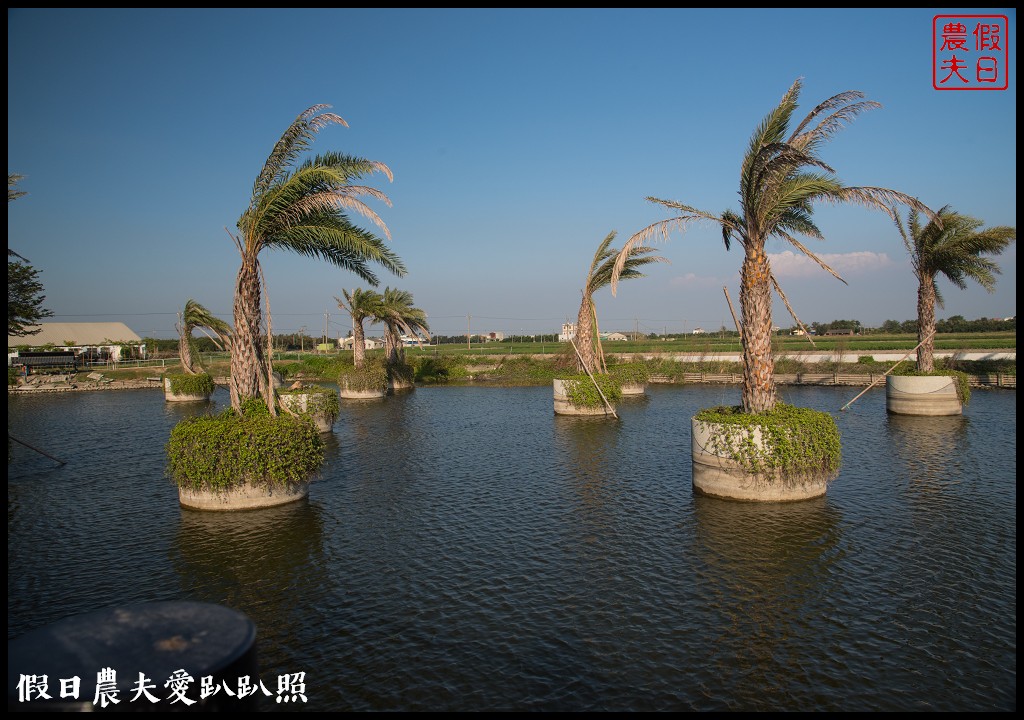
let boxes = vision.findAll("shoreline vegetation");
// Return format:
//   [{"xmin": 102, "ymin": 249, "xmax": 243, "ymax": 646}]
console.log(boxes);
[{"xmin": 9, "ymin": 340, "xmax": 1016, "ymax": 394}]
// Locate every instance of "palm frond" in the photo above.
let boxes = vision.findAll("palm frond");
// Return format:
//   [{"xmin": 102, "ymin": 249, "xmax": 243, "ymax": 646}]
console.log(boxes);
[
  {"xmin": 790, "ymin": 100, "xmax": 881, "ymax": 155},
  {"xmin": 263, "ymin": 218, "xmax": 407, "ymax": 283},
  {"xmin": 816, "ymin": 186, "xmax": 935, "ymax": 224},
  {"xmin": 590, "ymin": 244, "xmax": 668, "ymax": 292},
  {"xmin": 336, "ymin": 287, "xmax": 384, "ymax": 322},
  {"xmin": 8, "ymin": 173, "xmax": 27, "ymax": 202},
  {"xmin": 183, "ymin": 299, "xmax": 231, "ymax": 334},
  {"xmin": 788, "ymin": 89, "xmax": 867, "ymax": 139},
  {"xmin": 375, "ymin": 287, "xmax": 430, "ymax": 340},
  {"xmin": 276, "ymin": 191, "xmax": 393, "ymax": 241},
  {"xmin": 610, "ymin": 203, "xmax": 732, "ymax": 295},
  {"xmin": 775, "ymin": 231, "xmax": 847, "ymax": 284},
  {"xmin": 251, "ymin": 105, "xmax": 346, "ymax": 205},
  {"xmin": 585, "ymin": 232, "xmax": 618, "ymax": 291}
]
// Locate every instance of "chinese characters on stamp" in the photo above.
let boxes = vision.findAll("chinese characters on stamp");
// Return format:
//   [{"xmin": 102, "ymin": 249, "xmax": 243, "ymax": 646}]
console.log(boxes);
[{"xmin": 934, "ymin": 15, "xmax": 1009, "ymax": 90}]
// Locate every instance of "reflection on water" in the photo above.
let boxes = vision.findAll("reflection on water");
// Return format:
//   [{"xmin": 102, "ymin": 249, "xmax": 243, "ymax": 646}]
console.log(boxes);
[
  {"xmin": 886, "ymin": 414, "xmax": 970, "ymax": 492},
  {"xmin": 7, "ymin": 384, "xmax": 1016, "ymax": 711},
  {"xmin": 173, "ymin": 499, "xmax": 330, "ymax": 696},
  {"xmin": 691, "ymin": 495, "xmax": 846, "ymax": 709}
]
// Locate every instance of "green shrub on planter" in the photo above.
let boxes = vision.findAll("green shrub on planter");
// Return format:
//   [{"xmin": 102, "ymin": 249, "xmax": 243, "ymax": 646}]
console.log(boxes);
[
  {"xmin": 388, "ymin": 361, "xmax": 415, "ymax": 385},
  {"xmin": 561, "ymin": 373, "xmax": 622, "ymax": 407},
  {"xmin": 278, "ymin": 384, "xmax": 340, "ymax": 418},
  {"xmin": 167, "ymin": 408, "xmax": 324, "ymax": 492},
  {"xmin": 890, "ymin": 367, "xmax": 971, "ymax": 406},
  {"xmin": 165, "ymin": 372, "xmax": 215, "ymax": 396},
  {"xmin": 695, "ymin": 403, "xmax": 841, "ymax": 483},
  {"xmin": 339, "ymin": 359, "xmax": 389, "ymax": 392},
  {"xmin": 609, "ymin": 362, "xmax": 650, "ymax": 386}
]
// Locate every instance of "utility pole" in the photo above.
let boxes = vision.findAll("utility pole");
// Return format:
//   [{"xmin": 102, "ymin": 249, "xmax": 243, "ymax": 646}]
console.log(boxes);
[
  {"xmin": 324, "ymin": 311, "xmax": 329, "ymax": 349},
  {"xmin": 467, "ymin": 314, "xmax": 471, "ymax": 350}
]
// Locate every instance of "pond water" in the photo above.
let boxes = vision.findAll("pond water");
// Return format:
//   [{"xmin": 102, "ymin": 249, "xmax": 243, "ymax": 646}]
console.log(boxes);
[{"xmin": 7, "ymin": 383, "xmax": 1016, "ymax": 711}]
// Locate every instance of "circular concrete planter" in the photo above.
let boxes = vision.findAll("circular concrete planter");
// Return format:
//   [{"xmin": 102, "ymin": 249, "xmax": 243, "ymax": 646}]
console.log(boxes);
[
  {"xmin": 553, "ymin": 378, "xmax": 616, "ymax": 417},
  {"xmin": 178, "ymin": 480, "xmax": 309, "ymax": 511},
  {"xmin": 163, "ymin": 378, "xmax": 213, "ymax": 403},
  {"xmin": 885, "ymin": 375, "xmax": 962, "ymax": 416},
  {"xmin": 691, "ymin": 417, "xmax": 830, "ymax": 502},
  {"xmin": 278, "ymin": 392, "xmax": 338, "ymax": 433},
  {"xmin": 339, "ymin": 377, "xmax": 387, "ymax": 400},
  {"xmin": 619, "ymin": 382, "xmax": 647, "ymax": 396},
  {"xmin": 388, "ymin": 377, "xmax": 415, "ymax": 393}
]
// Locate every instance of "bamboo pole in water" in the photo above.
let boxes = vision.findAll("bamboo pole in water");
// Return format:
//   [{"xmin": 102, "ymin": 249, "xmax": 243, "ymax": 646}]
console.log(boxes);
[
  {"xmin": 569, "ymin": 337, "xmax": 617, "ymax": 418},
  {"xmin": 8, "ymin": 434, "xmax": 66, "ymax": 465},
  {"xmin": 839, "ymin": 330, "xmax": 936, "ymax": 411}
]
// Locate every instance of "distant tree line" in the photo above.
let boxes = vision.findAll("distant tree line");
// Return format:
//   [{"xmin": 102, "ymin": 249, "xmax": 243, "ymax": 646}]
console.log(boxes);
[{"xmin": 874, "ymin": 315, "xmax": 1014, "ymax": 334}]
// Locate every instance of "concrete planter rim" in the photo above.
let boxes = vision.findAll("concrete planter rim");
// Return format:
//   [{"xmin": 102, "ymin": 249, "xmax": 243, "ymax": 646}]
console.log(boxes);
[
  {"xmin": 690, "ymin": 414, "xmax": 834, "ymax": 502},
  {"xmin": 163, "ymin": 377, "xmax": 213, "ymax": 403},
  {"xmin": 178, "ymin": 479, "xmax": 310, "ymax": 511},
  {"xmin": 885, "ymin": 374, "xmax": 963, "ymax": 416},
  {"xmin": 278, "ymin": 390, "xmax": 338, "ymax": 432},
  {"xmin": 553, "ymin": 378, "xmax": 616, "ymax": 417}
]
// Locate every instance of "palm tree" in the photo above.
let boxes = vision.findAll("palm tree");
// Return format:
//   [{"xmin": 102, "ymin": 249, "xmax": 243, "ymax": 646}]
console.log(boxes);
[
  {"xmin": 894, "ymin": 206, "xmax": 1014, "ymax": 372},
  {"xmin": 176, "ymin": 299, "xmax": 232, "ymax": 375},
  {"xmin": 612, "ymin": 78, "xmax": 934, "ymax": 414},
  {"xmin": 227, "ymin": 104, "xmax": 406, "ymax": 412},
  {"xmin": 574, "ymin": 231, "xmax": 666, "ymax": 375},
  {"xmin": 375, "ymin": 287, "xmax": 430, "ymax": 368},
  {"xmin": 335, "ymin": 287, "xmax": 383, "ymax": 369}
]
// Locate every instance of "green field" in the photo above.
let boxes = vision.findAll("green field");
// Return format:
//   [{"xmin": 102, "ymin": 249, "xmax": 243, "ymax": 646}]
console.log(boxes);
[{"xmin": 393, "ymin": 331, "xmax": 1016, "ymax": 358}]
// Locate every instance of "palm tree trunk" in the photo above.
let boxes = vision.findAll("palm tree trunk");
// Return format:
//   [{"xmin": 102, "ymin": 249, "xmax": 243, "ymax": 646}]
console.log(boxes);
[
  {"xmin": 384, "ymin": 324, "xmax": 399, "ymax": 366},
  {"xmin": 353, "ymin": 319, "xmax": 366, "ymax": 369},
  {"xmin": 230, "ymin": 257, "xmax": 265, "ymax": 411},
  {"xmin": 179, "ymin": 325, "xmax": 197, "ymax": 374},
  {"xmin": 917, "ymin": 274, "xmax": 937, "ymax": 372},
  {"xmin": 575, "ymin": 294, "xmax": 597, "ymax": 374},
  {"xmin": 592, "ymin": 303, "xmax": 608, "ymax": 374},
  {"xmin": 739, "ymin": 245, "xmax": 777, "ymax": 413}
]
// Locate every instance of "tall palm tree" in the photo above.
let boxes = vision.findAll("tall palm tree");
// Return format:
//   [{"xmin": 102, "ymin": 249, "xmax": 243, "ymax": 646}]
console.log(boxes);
[
  {"xmin": 375, "ymin": 287, "xmax": 430, "ymax": 367},
  {"xmin": 612, "ymin": 78, "xmax": 934, "ymax": 413},
  {"xmin": 335, "ymin": 287, "xmax": 383, "ymax": 369},
  {"xmin": 227, "ymin": 104, "xmax": 406, "ymax": 412},
  {"xmin": 574, "ymin": 231, "xmax": 666, "ymax": 375},
  {"xmin": 176, "ymin": 299, "xmax": 232, "ymax": 375},
  {"xmin": 894, "ymin": 206, "xmax": 1014, "ymax": 372}
]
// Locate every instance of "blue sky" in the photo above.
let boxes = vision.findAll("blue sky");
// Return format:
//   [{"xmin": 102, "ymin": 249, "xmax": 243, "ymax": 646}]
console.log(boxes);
[{"xmin": 8, "ymin": 8, "xmax": 1016, "ymax": 340}]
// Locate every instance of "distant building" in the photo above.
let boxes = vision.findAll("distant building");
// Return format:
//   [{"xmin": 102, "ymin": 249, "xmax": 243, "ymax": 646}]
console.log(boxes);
[
  {"xmin": 692, "ymin": 327, "xmax": 706, "ymax": 335},
  {"xmin": 339, "ymin": 336, "xmax": 385, "ymax": 350},
  {"xmin": 791, "ymin": 329, "xmax": 806, "ymax": 336},
  {"xmin": 8, "ymin": 322, "xmax": 145, "ymax": 363},
  {"xmin": 483, "ymin": 331, "xmax": 504, "ymax": 342},
  {"xmin": 559, "ymin": 323, "xmax": 576, "ymax": 342},
  {"xmin": 602, "ymin": 332, "xmax": 628, "ymax": 342}
]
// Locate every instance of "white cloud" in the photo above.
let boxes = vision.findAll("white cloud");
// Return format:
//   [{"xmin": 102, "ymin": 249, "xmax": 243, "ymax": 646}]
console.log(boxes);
[
  {"xmin": 768, "ymin": 250, "xmax": 896, "ymax": 279},
  {"xmin": 669, "ymin": 272, "xmax": 723, "ymax": 288}
]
